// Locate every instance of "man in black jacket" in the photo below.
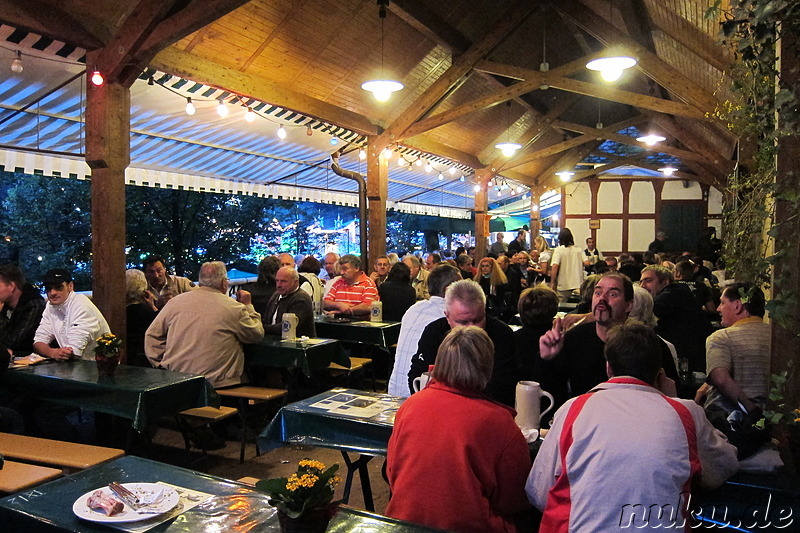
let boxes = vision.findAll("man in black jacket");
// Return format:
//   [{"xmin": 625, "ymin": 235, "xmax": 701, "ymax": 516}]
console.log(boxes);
[
  {"xmin": 407, "ymin": 279, "xmax": 520, "ymax": 406},
  {"xmin": 0, "ymin": 264, "xmax": 45, "ymax": 356},
  {"xmin": 262, "ymin": 267, "xmax": 315, "ymax": 337}
]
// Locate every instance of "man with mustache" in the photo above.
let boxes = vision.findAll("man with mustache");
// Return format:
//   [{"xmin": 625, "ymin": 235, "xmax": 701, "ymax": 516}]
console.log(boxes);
[{"xmin": 539, "ymin": 272, "xmax": 677, "ymax": 410}]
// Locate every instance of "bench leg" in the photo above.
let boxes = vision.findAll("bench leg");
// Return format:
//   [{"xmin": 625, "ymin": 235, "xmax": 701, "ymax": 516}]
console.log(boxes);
[{"xmin": 339, "ymin": 452, "xmax": 375, "ymax": 511}]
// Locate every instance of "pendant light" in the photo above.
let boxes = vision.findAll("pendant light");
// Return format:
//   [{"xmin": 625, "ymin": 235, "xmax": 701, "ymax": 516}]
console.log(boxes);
[
  {"xmin": 637, "ymin": 133, "xmax": 666, "ymax": 146},
  {"xmin": 495, "ymin": 101, "xmax": 522, "ymax": 157},
  {"xmin": 586, "ymin": 1, "xmax": 637, "ymax": 82},
  {"xmin": 362, "ymin": 0, "xmax": 404, "ymax": 102}
]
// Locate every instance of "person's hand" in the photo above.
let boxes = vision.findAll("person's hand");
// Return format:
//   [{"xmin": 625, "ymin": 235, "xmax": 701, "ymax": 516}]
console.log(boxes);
[
  {"xmin": 655, "ymin": 368, "xmax": 677, "ymax": 397},
  {"xmin": 561, "ymin": 313, "xmax": 592, "ymax": 330},
  {"xmin": 142, "ymin": 291, "xmax": 157, "ymax": 311},
  {"xmin": 369, "ymin": 272, "xmax": 379, "ymax": 282},
  {"xmin": 49, "ymin": 346, "xmax": 74, "ymax": 360},
  {"xmin": 694, "ymin": 382, "xmax": 711, "ymax": 405},
  {"xmin": 520, "ymin": 278, "xmax": 529, "ymax": 288},
  {"xmin": 539, "ymin": 317, "xmax": 565, "ymax": 360},
  {"xmin": 236, "ymin": 290, "xmax": 252, "ymax": 306}
]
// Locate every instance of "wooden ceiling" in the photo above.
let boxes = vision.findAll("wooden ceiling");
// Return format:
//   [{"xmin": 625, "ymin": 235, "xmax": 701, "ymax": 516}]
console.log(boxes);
[{"xmin": 0, "ymin": 0, "xmax": 737, "ymax": 192}]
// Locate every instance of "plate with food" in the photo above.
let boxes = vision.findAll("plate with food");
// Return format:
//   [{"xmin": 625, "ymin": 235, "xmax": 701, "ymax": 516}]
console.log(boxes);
[{"xmin": 72, "ymin": 483, "xmax": 180, "ymax": 523}]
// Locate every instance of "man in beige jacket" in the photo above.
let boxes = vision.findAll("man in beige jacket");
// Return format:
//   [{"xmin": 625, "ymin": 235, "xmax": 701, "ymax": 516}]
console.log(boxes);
[{"xmin": 145, "ymin": 261, "xmax": 264, "ymax": 388}]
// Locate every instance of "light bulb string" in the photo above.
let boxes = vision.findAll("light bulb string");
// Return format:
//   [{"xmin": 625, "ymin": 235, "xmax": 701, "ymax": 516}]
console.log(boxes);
[{"xmin": 0, "ymin": 43, "xmax": 84, "ymax": 67}]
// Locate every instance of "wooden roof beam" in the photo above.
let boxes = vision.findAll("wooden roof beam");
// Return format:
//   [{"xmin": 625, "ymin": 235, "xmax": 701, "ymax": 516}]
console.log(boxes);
[
  {"xmin": 649, "ymin": 8, "xmax": 732, "ymax": 72},
  {"xmin": 553, "ymin": 0, "xmax": 720, "ymax": 115},
  {"xmin": 376, "ymin": 0, "xmax": 538, "ymax": 147},
  {"xmin": 0, "ymin": 0, "xmax": 107, "ymax": 50},
  {"xmin": 537, "ymin": 143, "xmax": 601, "ymax": 191},
  {"xmin": 151, "ymin": 47, "xmax": 379, "ymax": 136}
]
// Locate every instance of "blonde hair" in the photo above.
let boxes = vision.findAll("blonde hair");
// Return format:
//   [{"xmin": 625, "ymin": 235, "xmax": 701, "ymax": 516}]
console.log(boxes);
[
  {"xmin": 533, "ymin": 235, "xmax": 550, "ymax": 253},
  {"xmin": 432, "ymin": 326, "xmax": 494, "ymax": 391},
  {"xmin": 473, "ymin": 257, "xmax": 507, "ymax": 287},
  {"xmin": 125, "ymin": 269, "xmax": 147, "ymax": 304}
]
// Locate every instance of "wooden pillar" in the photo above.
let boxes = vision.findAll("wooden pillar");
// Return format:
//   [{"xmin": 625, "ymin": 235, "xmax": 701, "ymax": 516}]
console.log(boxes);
[
  {"xmin": 529, "ymin": 185, "xmax": 546, "ymax": 244},
  {"xmin": 85, "ymin": 74, "xmax": 129, "ymax": 361},
  {"xmin": 366, "ymin": 138, "xmax": 388, "ymax": 270},
  {"xmin": 474, "ymin": 169, "xmax": 492, "ymax": 260}
]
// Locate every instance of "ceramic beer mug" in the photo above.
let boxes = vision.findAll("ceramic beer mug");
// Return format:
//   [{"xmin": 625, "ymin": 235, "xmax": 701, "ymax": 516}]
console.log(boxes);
[
  {"xmin": 514, "ymin": 380, "xmax": 555, "ymax": 429},
  {"xmin": 412, "ymin": 371, "xmax": 432, "ymax": 393}
]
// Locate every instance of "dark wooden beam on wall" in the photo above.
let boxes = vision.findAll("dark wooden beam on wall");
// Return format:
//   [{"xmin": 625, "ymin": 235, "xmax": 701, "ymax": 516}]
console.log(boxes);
[{"xmin": 0, "ymin": 0, "xmax": 108, "ymax": 50}]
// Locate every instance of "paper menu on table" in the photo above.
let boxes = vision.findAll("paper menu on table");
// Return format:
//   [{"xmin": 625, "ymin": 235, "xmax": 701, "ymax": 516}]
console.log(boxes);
[
  {"xmin": 107, "ymin": 482, "xmax": 212, "ymax": 533},
  {"xmin": 309, "ymin": 392, "xmax": 398, "ymax": 419}
]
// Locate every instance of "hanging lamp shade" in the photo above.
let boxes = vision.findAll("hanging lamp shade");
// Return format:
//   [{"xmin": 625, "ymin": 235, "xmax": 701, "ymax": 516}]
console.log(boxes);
[
  {"xmin": 495, "ymin": 142, "xmax": 522, "ymax": 157},
  {"xmin": 362, "ymin": 80, "xmax": 404, "ymax": 102},
  {"xmin": 586, "ymin": 49, "xmax": 637, "ymax": 82}
]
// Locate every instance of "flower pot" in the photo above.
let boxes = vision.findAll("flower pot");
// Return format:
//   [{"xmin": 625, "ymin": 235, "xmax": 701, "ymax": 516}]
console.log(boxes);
[
  {"xmin": 95, "ymin": 353, "xmax": 120, "ymax": 376},
  {"xmin": 277, "ymin": 507, "xmax": 336, "ymax": 533}
]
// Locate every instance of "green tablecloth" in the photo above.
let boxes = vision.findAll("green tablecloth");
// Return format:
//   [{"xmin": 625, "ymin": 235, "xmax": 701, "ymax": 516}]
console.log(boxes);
[
  {"xmin": 258, "ymin": 388, "xmax": 404, "ymax": 456},
  {"xmin": 0, "ymin": 456, "xmax": 439, "ymax": 532},
  {"xmin": 314, "ymin": 319, "xmax": 401, "ymax": 349},
  {"xmin": 244, "ymin": 337, "xmax": 349, "ymax": 376},
  {"xmin": 1, "ymin": 361, "xmax": 217, "ymax": 431}
]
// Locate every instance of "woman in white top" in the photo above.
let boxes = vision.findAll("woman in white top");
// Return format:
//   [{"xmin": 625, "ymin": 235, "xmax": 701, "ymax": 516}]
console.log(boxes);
[
  {"xmin": 532, "ymin": 235, "xmax": 552, "ymax": 284},
  {"xmin": 549, "ymin": 228, "xmax": 587, "ymax": 300}
]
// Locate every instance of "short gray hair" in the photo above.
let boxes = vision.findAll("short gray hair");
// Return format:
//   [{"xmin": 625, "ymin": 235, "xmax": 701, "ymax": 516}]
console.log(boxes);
[
  {"xmin": 125, "ymin": 269, "xmax": 147, "ymax": 303},
  {"xmin": 278, "ymin": 265, "xmax": 299, "ymax": 281},
  {"xmin": 402, "ymin": 254, "xmax": 421, "ymax": 268},
  {"xmin": 628, "ymin": 285, "xmax": 656, "ymax": 328},
  {"xmin": 339, "ymin": 254, "xmax": 361, "ymax": 271},
  {"xmin": 199, "ymin": 261, "xmax": 228, "ymax": 291},
  {"xmin": 444, "ymin": 279, "xmax": 485, "ymax": 310}
]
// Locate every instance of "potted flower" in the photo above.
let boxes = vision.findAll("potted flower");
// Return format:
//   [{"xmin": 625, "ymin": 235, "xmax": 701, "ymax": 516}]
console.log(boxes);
[
  {"xmin": 94, "ymin": 333, "xmax": 123, "ymax": 376},
  {"xmin": 256, "ymin": 459, "xmax": 341, "ymax": 533}
]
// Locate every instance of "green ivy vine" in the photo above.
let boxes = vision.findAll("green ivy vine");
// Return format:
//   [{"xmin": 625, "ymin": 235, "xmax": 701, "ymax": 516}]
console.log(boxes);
[{"xmin": 707, "ymin": 0, "xmax": 800, "ymax": 331}]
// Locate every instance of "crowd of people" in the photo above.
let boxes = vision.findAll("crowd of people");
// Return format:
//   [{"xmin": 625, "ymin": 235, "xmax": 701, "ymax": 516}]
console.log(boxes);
[{"xmin": 0, "ymin": 223, "xmax": 771, "ymax": 531}]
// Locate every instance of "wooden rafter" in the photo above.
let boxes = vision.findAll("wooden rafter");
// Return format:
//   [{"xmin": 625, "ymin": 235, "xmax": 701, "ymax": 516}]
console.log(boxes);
[
  {"xmin": 0, "ymin": 0, "xmax": 107, "ymax": 49},
  {"xmin": 376, "ymin": 0, "xmax": 538, "ymax": 148}
]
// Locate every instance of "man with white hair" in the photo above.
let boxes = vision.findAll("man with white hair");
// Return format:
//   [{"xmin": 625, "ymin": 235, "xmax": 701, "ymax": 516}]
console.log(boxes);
[
  {"xmin": 262, "ymin": 267, "xmax": 315, "ymax": 337},
  {"xmin": 145, "ymin": 261, "xmax": 264, "ymax": 388},
  {"xmin": 407, "ymin": 279, "xmax": 520, "ymax": 406},
  {"xmin": 402, "ymin": 254, "xmax": 429, "ymax": 300}
]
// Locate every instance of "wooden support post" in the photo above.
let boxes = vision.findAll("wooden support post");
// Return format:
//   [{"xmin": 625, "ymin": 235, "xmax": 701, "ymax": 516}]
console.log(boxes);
[
  {"xmin": 474, "ymin": 169, "xmax": 492, "ymax": 260},
  {"xmin": 529, "ymin": 185, "xmax": 546, "ymax": 244},
  {"xmin": 85, "ymin": 75, "xmax": 130, "ymax": 361},
  {"xmin": 366, "ymin": 139, "xmax": 388, "ymax": 270}
]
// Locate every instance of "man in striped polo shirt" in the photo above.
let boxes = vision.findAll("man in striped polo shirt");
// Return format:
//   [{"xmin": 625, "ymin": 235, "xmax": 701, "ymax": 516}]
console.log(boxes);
[{"xmin": 323, "ymin": 254, "xmax": 378, "ymax": 318}]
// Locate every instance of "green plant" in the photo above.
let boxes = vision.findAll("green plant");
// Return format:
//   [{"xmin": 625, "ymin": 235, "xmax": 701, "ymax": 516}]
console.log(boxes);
[
  {"xmin": 764, "ymin": 361, "xmax": 800, "ymax": 427},
  {"xmin": 256, "ymin": 459, "xmax": 340, "ymax": 518}
]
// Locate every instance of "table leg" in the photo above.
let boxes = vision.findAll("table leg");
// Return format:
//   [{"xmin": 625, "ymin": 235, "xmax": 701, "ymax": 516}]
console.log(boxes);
[{"xmin": 339, "ymin": 452, "xmax": 375, "ymax": 511}]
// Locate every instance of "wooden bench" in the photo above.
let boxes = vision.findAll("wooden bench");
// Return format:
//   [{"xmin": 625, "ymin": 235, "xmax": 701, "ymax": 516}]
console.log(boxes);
[
  {"xmin": 0, "ymin": 459, "xmax": 62, "ymax": 494},
  {"xmin": 236, "ymin": 476, "xmax": 260, "ymax": 487},
  {"xmin": 215, "ymin": 387, "xmax": 288, "ymax": 464},
  {"xmin": 329, "ymin": 357, "xmax": 376, "ymax": 391},
  {"xmin": 175, "ymin": 406, "xmax": 239, "ymax": 459},
  {"xmin": 0, "ymin": 433, "xmax": 124, "ymax": 472}
]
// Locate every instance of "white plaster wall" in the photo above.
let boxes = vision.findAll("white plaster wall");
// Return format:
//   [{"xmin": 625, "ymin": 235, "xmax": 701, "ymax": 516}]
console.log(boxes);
[
  {"xmin": 566, "ymin": 218, "xmax": 592, "ymax": 248},
  {"xmin": 597, "ymin": 219, "xmax": 623, "ymax": 252},
  {"xmin": 662, "ymin": 180, "xmax": 703, "ymax": 200},
  {"xmin": 597, "ymin": 182, "xmax": 623, "ymax": 213},
  {"xmin": 629, "ymin": 182, "xmax": 655, "ymax": 213},
  {"xmin": 629, "ymin": 219, "xmax": 656, "ymax": 251},
  {"xmin": 565, "ymin": 182, "xmax": 591, "ymax": 214},
  {"xmin": 708, "ymin": 186, "xmax": 723, "ymax": 215}
]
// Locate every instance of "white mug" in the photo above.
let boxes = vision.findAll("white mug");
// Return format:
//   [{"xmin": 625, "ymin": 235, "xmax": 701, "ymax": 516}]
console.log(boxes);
[
  {"xmin": 515, "ymin": 381, "xmax": 555, "ymax": 430},
  {"xmin": 412, "ymin": 372, "xmax": 432, "ymax": 393}
]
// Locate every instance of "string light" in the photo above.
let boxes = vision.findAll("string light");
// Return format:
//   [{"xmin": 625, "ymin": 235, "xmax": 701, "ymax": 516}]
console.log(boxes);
[
  {"xmin": 398, "ymin": 157, "xmax": 407, "ymax": 167},
  {"xmin": 359, "ymin": 149, "xmax": 367, "ymax": 160},
  {"xmin": 10, "ymin": 51, "xmax": 23, "ymax": 73},
  {"xmin": 216, "ymin": 99, "xmax": 228, "ymax": 117},
  {"xmin": 437, "ymin": 173, "xmax": 444, "ymax": 180},
  {"xmin": 244, "ymin": 107, "xmax": 256, "ymax": 123},
  {"xmin": 330, "ymin": 137, "xmax": 339, "ymax": 146},
  {"xmin": 185, "ymin": 97, "xmax": 195, "ymax": 116},
  {"xmin": 277, "ymin": 125, "xmax": 287, "ymax": 139},
  {"xmin": 473, "ymin": 184, "xmax": 481, "ymax": 192},
  {"xmin": 424, "ymin": 163, "xmax": 432, "ymax": 173},
  {"xmin": 90, "ymin": 70, "xmax": 104, "ymax": 86},
  {"xmin": 459, "ymin": 175, "xmax": 465, "ymax": 182},
  {"xmin": 382, "ymin": 147, "xmax": 393, "ymax": 159},
  {"xmin": 449, "ymin": 167, "xmax": 457, "ymax": 175},
  {"xmin": 416, "ymin": 158, "xmax": 424, "ymax": 167},
  {"xmin": 306, "ymin": 125, "xmax": 313, "ymax": 136}
]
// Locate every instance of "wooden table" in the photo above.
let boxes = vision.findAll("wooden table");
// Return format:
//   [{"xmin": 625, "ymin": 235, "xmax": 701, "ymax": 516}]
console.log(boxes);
[
  {"xmin": 314, "ymin": 318, "xmax": 401, "ymax": 349},
  {"xmin": 0, "ymin": 455, "xmax": 439, "ymax": 532},
  {"xmin": 0, "ymin": 361, "xmax": 217, "ymax": 432},
  {"xmin": 259, "ymin": 388, "xmax": 404, "ymax": 511},
  {"xmin": 244, "ymin": 336, "xmax": 349, "ymax": 376}
]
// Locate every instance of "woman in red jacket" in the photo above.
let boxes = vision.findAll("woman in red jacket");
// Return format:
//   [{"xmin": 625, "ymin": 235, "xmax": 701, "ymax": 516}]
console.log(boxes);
[{"xmin": 385, "ymin": 326, "xmax": 532, "ymax": 532}]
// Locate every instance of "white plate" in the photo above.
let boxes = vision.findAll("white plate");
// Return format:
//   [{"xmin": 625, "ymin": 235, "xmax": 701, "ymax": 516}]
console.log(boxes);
[{"xmin": 72, "ymin": 483, "xmax": 180, "ymax": 523}]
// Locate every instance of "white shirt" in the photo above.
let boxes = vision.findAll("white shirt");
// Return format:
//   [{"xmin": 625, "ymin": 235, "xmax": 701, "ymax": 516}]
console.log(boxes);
[
  {"xmin": 551, "ymin": 245, "xmax": 585, "ymax": 291},
  {"xmin": 387, "ymin": 296, "xmax": 446, "ymax": 397},
  {"xmin": 33, "ymin": 292, "xmax": 111, "ymax": 360}
]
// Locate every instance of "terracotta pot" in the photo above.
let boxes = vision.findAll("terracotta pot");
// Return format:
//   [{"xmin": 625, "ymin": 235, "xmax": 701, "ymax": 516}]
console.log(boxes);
[
  {"xmin": 95, "ymin": 353, "xmax": 120, "ymax": 376},
  {"xmin": 277, "ymin": 507, "xmax": 336, "ymax": 533}
]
